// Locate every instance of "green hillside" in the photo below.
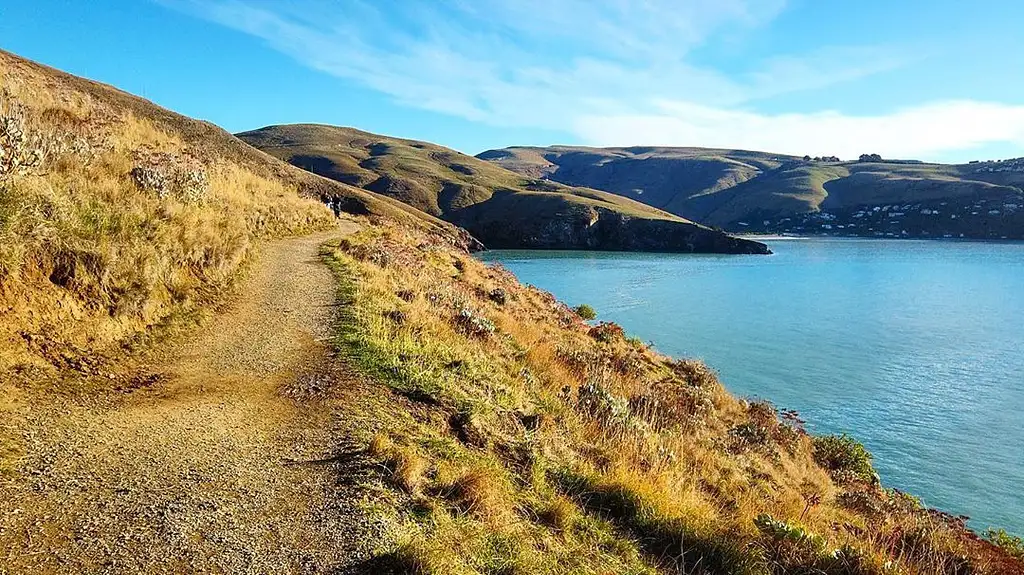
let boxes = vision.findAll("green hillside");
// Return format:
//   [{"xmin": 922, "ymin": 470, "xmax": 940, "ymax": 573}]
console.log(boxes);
[
  {"xmin": 480, "ymin": 147, "xmax": 1024, "ymax": 239},
  {"xmin": 237, "ymin": 125, "xmax": 770, "ymax": 254}
]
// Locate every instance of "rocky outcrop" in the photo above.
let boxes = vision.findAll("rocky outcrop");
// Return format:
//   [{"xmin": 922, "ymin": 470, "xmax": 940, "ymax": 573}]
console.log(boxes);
[
  {"xmin": 585, "ymin": 209, "xmax": 772, "ymax": 254},
  {"xmin": 452, "ymin": 203, "xmax": 771, "ymax": 254}
]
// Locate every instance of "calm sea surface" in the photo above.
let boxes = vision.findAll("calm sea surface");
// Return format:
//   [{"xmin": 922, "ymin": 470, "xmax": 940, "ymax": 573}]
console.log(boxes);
[{"xmin": 478, "ymin": 238, "xmax": 1024, "ymax": 535}]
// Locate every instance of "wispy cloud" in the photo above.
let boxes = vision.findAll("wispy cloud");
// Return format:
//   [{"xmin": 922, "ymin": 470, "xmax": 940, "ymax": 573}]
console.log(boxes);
[
  {"xmin": 578, "ymin": 100, "xmax": 1024, "ymax": 160},
  {"xmin": 164, "ymin": 0, "xmax": 1024, "ymax": 160}
]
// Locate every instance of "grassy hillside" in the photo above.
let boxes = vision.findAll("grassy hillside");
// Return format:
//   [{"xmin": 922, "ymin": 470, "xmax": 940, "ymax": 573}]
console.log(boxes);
[
  {"xmin": 3, "ymin": 49, "xmax": 1023, "ymax": 575},
  {"xmin": 323, "ymin": 222, "xmax": 1023, "ymax": 574},
  {"xmin": 0, "ymin": 51, "xmax": 465, "ymax": 373},
  {"xmin": 479, "ymin": 145, "xmax": 790, "ymax": 215},
  {"xmin": 238, "ymin": 125, "xmax": 770, "ymax": 254},
  {"xmin": 480, "ymin": 147, "xmax": 1024, "ymax": 238}
]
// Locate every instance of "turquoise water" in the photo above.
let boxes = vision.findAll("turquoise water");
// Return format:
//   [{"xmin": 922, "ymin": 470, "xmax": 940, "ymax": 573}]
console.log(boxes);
[{"xmin": 479, "ymin": 238, "xmax": 1024, "ymax": 536}]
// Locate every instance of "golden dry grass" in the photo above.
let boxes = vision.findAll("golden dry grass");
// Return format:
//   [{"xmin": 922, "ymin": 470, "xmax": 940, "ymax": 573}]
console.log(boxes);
[
  {"xmin": 0, "ymin": 67, "xmax": 333, "ymax": 374},
  {"xmin": 323, "ymin": 222, "xmax": 1012, "ymax": 575}
]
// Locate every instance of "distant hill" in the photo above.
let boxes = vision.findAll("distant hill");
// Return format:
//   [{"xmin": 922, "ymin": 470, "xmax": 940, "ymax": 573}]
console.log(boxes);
[
  {"xmin": 238, "ymin": 125, "xmax": 769, "ymax": 253},
  {"xmin": 480, "ymin": 146, "xmax": 1024, "ymax": 239}
]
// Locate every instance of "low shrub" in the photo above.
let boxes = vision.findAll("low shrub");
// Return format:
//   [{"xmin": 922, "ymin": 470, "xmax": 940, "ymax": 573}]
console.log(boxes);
[
  {"xmin": 577, "ymin": 380, "xmax": 630, "ymax": 423},
  {"xmin": 129, "ymin": 165, "xmax": 170, "ymax": 197},
  {"xmin": 487, "ymin": 287, "xmax": 507, "ymax": 305},
  {"xmin": 812, "ymin": 434, "xmax": 877, "ymax": 485},
  {"xmin": 754, "ymin": 513, "xmax": 826, "ymax": 552},
  {"xmin": 588, "ymin": 321, "xmax": 624, "ymax": 343},
  {"xmin": 454, "ymin": 308, "xmax": 496, "ymax": 337},
  {"xmin": 670, "ymin": 359, "xmax": 718, "ymax": 388},
  {"xmin": 729, "ymin": 422, "xmax": 772, "ymax": 452},
  {"xmin": 630, "ymin": 378, "xmax": 715, "ymax": 430},
  {"xmin": 130, "ymin": 163, "xmax": 209, "ymax": 203},
  {"xmin": 986, "ymin": 528, "xmax": 1024, "ymax": 560},
  {"xmin": 573, "ymin": 303, "xmax": 597, "ymax": 320}
]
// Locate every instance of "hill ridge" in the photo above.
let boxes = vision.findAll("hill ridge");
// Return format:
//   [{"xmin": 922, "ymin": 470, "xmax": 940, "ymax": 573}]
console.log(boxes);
[
  {"xmin": 238, "ymin": 124, "xmax": 771, "ymax": 254},
  {"xmin": 480, "ymin": 145, "xmax": 1024, "ymax": 239}
]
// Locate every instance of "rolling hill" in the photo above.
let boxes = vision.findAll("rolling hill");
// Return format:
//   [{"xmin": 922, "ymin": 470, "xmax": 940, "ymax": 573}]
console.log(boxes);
[
  {"xmin": 480, "ymin": 146, "xmax": 1024, "ymax": 239},
  {"xmin": 237, "ymin": 125, "xmax": 770, "ymax": 254}
]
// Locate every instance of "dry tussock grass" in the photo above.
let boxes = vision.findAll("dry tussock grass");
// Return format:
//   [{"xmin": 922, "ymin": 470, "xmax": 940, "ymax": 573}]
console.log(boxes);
[
  {"xmin": 0, "ymin": 73, "xmax": 333, "ymax": 374},
  {"xmin": 369, "ymin": 434, "xmax": 430, "ymax": 495},
  {"xmin": 325, "ymin": 222, "xmax": 1013, "ymax": 575}
]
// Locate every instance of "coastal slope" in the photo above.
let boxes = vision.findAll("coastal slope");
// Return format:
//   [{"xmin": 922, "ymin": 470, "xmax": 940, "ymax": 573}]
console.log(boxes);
[
  {"xmin": 480, "ymin": 146, "xmax": 1024, "ymax": 239},
  {"xmin": 2, "ymin": 49, "xmax": 1022, "ymax": 574},
  {"xmin": 237, "ymin": 125, "xmax": 770, "ymax": 254}
]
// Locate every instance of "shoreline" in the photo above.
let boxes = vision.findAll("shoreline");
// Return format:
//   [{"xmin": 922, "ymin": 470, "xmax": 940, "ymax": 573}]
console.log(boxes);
[{"xmin": 735, "ymin": 233, "xmax": 1024, "ymax": 244}]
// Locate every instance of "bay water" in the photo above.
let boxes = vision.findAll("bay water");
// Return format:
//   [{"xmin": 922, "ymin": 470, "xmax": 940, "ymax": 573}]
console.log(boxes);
[{"xmin": 479, "ymin": 238, "xmax": 1024, "ymax": 535}]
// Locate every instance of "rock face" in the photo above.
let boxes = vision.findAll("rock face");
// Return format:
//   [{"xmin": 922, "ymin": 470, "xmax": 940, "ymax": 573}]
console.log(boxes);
[
  {"xmin": 239, "ymin": 125, "xmax": 771, "ymax": 255},
  {"xmin": 452, "ymin": 202, "xmax": 771, "ymax": 254},
  {"xmin": 588, "ymin": 211, "xmax": 772, "ymax": 254}
]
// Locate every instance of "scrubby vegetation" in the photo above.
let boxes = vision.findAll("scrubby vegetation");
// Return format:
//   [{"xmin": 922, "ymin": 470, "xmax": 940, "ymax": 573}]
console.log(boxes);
[
  {"xmin": 812, "ymin": 434, "xmax": 878, "ymax": 486},
  {"xmin": 324, "ymin": 222, "xmax": 1014, "ymax": 574},
  {"xmin": 0, "ymin": 61, "xmax": 333, "ymax": 373},
  {"xmin": 986, "ymin": 529, "xmax": 1024, "ymax": 560},
  {"xmin": 573, "ymin": 303, "xmax": 597, "ymax": 320}
]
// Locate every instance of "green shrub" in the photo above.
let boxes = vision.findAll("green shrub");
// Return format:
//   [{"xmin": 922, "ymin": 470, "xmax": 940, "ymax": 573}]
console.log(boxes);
[
  {"xmin": 985, "ymin": 528, "xmax": 1024, "ymax": 559},
  {"xmin": 811, "ymin": 434, "xmax": 877, "ymax": 485},
  {"xmin": 573, "ymin": 303, "xmax": 597, "ymax": 320},
  {"xmin": 729, "ymin": 422, "xmax": 772, "ymax": 452},
  {"xmin": 754, "ymin": 513, "xmax": 826, "ymax": 552}
]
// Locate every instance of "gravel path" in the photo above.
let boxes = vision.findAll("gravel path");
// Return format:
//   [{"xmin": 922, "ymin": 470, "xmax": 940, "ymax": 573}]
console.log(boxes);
[{"xmin": 0, "ymin": 221, "xmax": 388, "ymax": 574}]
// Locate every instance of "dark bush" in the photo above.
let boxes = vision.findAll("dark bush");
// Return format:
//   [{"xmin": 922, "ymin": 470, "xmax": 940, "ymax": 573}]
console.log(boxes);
[
  {"xmin": 588, "ymin": 322, "xmax": 624, "ymax": 343},
  {"xmin": 454, "ymin": 308, "xmax": 495, "ymax": 337},
  {"xmin": 488, "ymin": 288, "xmax": 507, "ymax": 305},
  {"xmin": 729, "ymin": 422, "xmax": 772, "ymax": 452},
  {"xmin": 384, "ymin": 309, "xmax": 407, "ymax": 324}
]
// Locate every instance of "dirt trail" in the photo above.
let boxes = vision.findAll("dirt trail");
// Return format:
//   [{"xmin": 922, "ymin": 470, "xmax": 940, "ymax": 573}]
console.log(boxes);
[{"xmin": 0, "ymin": 222, "xmax": 384, "ymax": 574}]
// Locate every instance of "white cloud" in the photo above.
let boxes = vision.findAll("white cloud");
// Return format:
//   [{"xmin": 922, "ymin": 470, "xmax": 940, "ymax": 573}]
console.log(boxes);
[
  {"xmin": 163, "ymin": 0, "xmax": 1024, "ymax": 161},
  {"xmin": 576, "ymin": 100, "xmax": 1024, "ymax": 160}
]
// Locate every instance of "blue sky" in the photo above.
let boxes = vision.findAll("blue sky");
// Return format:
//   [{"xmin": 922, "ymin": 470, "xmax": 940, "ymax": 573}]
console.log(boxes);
[{"xmin": 3, "ymin": 0, "xmax": 1023, "ymax": 162}]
